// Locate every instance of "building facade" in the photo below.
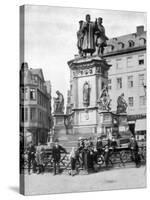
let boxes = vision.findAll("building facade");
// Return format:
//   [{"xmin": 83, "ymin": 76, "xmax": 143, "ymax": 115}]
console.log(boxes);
[
  {"xmin": 103, "ymin": 26, "xmax": 146, "ymax": 134},
  {"xmin": 20, "ymin": 62, "xmax": 52, "ymax": 145}
]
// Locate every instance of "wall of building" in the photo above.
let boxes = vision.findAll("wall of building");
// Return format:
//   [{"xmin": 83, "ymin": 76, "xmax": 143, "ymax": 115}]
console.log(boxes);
[
  {"xmin": 107, "ymin": 50, "xmax": 146, "ymax": 116},
  {"xmin": 20, "ymin": 63, "xmax": 51, "ymax": 145}
]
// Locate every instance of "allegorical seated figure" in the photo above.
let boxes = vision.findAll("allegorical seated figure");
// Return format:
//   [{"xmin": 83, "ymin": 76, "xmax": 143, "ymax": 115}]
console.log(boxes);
[
  {"xmin": 117, "ymin": 93, "xmax": 128, "ymax": 114},
  {"xmin": 53, "ymin": 90, "xmax": 64, "ymax": 113},
  {"xmin": 97, "ymin": 86, "xmax": 111, "ymax": 111}
]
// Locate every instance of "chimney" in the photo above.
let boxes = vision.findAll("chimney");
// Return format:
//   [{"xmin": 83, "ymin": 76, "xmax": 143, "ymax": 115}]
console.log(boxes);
[{"xmin": 136, "ymin": 26, "xmax": 144, "ymax": 35}]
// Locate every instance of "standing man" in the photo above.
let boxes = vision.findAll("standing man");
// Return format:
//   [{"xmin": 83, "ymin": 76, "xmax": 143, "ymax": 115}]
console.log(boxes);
[
  {"xmin": 129, "ymin": 136, "xmax": 141, "ymax": 167},
  {"xmin": 27, "ymin": 141, "xmax": 36, "ymax": 174},
  {"xmin": 95, "ymin": 17, "xmax": 108, "ymax": 55},
  {"xmin": 77, "ymin": 20, "xmax": 84, "ymax": 56},
  {"xmin": 81, "ymin": 14, "xmax": 96, "ymax": 56},
  {"xmin": 96, "ymin": 137, "xmax": 103, "ymax": 155},
  {"xmin": 52, "ymin": 139, "xmax": 67, "ymax": 175},
  {"xmin": 36, "ymin": 142, "xmax": 45, "ymax": 174}
]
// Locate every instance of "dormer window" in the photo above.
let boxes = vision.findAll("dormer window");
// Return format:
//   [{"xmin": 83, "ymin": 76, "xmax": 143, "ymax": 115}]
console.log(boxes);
[
  {"xmin": 107, "ymin": 44, "xmax": 114, "ymax": 52},
  {"xmin": 139, "ymin": 38, "xmax": 146, "ymax": 46},
  {"xmin": 118, "ymin": 42, "xmax": 124, "ymax": 49},
  {"xmin": 128, "ymin": 40, "xmax": 134, "ymax": 47}
]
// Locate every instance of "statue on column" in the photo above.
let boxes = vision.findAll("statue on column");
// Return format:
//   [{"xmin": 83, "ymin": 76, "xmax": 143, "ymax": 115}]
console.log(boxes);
[
  {"xmin": 77, "ymin": 15, "xmax": 108, "ymax": 57},
  {"xmin": 95, "ymin": 17, "xmax": 108, "ymax": 56},
  {"xmin": 53, "ymin": 90, "xmax": 64, "ymax": 113},
  {"xmin": 97, "ymin": 86, "xmax": 111, "ymax": 111},
  {"xmin": 78, "ymin": 14, "xmax": 96, "ymax": 57},
  {"xmin": 117, "ymin": 93, "xmax": 128, "ymax": 114},
  {"xmin": 77, "ymin": 20, "xmax": 84, "ymax": 56},
  {"xmin": 83, "ymin": 81, "xmax": 90, "ymax": 107}
]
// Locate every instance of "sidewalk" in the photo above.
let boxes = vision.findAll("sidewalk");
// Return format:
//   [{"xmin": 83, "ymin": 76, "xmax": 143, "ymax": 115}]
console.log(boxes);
[{"xmin": 23, "ymin": 166, "xmax": 146, "ymax": 195}]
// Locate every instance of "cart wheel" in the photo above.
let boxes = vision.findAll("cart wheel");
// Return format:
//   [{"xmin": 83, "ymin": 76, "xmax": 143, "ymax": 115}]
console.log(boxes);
[{"xmin": 97, "ymin": 155, "xmax": 104, "ymax": 166}]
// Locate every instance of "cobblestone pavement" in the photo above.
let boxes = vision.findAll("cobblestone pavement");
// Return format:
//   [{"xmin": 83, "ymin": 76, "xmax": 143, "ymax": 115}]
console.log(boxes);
[{"xmin": 23, "ymin": 165, "xmax": 146, "ymax": 195}]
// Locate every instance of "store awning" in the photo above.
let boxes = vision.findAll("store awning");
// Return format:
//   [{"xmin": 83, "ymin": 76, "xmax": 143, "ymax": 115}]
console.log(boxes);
[{"xmin": 135, "ymin": 118, "xmax": 146, "ymax": 131}]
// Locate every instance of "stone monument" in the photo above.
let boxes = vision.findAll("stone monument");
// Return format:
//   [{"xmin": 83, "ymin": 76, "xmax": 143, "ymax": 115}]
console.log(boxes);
[
  {"xmin": 116, "ymin": 93, "xmax": 130, "ymax": 137},
  {"xmin": 53, "ymin": 90, "xmax": 67, "ymax": 140},
  {"xmin": 67, "ymin": 14, "xmax": 110, "ymax": 139},
  {"xmin": 97, "ymin": 85, "xmax": 114, "ymax": 139}
]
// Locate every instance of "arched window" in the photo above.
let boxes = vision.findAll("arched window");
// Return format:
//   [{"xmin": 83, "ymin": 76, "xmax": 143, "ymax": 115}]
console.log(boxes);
[
  {"xmin": 139, "ymin": 38, "xmax": 146, "ymax": 46},
  {"xmin": 107, "ymin": 44, "xmax": 114, "ymax": 52},
  {"xmin": 128, "ymin": 40, "xmax": 134, "ymax": 47},
  {"xmin": 118, "ymin": 42, "xmax": 124, "ymax": 49}
]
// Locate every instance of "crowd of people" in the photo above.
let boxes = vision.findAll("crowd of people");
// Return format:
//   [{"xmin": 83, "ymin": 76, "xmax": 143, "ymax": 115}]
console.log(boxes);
[{"xmin": 21, "ymin": 135, "xmax": 142, "ymax": 176}]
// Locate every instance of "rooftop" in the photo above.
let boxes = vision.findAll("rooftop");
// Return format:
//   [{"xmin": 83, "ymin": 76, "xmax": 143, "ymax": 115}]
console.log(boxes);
[{"xmin": 104, "ymin": 26, "xmax": 146, "ymax": 56}]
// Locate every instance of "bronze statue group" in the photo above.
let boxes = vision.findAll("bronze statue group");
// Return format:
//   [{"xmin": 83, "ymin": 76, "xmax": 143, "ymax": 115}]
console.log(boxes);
[
  {"xmin": 77, "ymin": 14, "xmax": 108, "ymax": 57},
  {"xmin": 22, "ymin": 135, "xmax": 142, "ymax": 176}
]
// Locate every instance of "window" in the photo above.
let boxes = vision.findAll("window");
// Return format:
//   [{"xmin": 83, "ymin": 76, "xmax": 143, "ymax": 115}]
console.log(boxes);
[
  {"xmin": 127, "ymin": 57, "xmax": 134, "ymax": 67},
  {"xmin": 139, "ymin": 74, "xmax": 145, "ymax": 87},
  {"xmin": 128, "ymin": 97, "xmax": 134, "ymax": 107},
  {"xmin": 139, "ymin": 96, "xmax": 146, "ymax": 106},
  {"xmin": 128, "ymin": 76, "xmax": 133, "ymax": 88},
  {"xmin": 117, "ymin": 78, "xmax": 122, "ymax": 89},
  {"xmin": 139, "ymin": 38, "xmax": 146, "ymax": 46},
  {"xmin": 21, "ymin": 88, "xmax": 24, "ymax": 100},
  {"xmin": 118, "ymin": 42, "xmax": 124, "ymax": 50},
  {"xmin": 21, "ymin": 107, "xmax": 28, "ymax": 122},
  {"xmin": 21, "ymin": 88, "xmax": 28, "ymax": 100},
  {"xmin": 116, "ymin": 59, "xmax": 122, "ymax": 69},
  {"xmin": 21, "ymin": 107, "xmax": 24, "ymax": 122},
  {"xmin": 128, "ymin": 40, "xmax": 134, "ymax": 47},
  {"xmin": 30, "ymin": 108, "xmax": 36, "ymax": 121},
  {"xmin": 24, "ymin": 108, "xmax": 28, "ymax": 121},
  {"xmin": 138, "ymin": 55, "xmax": 144, "ymax": 65},
  {"xmin": 107, "ymin": 45, "xmax": 114, "ymax": 52},
  {"xmin": 39, "ymin": 110, "xmax": 42, "ymax": 121},
  {"xmin": 32, "ymin": 75, "xmax": 38, "ymax": 83},
  {"xmin": 30, "ymin": 88, "xmax": 36, "ymax": 100}
]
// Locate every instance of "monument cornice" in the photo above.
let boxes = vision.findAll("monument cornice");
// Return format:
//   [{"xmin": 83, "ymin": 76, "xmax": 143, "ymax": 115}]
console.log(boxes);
[
  {"xmin": 68, "ymin": 55, "xmax": 111, "ymax": 70},
  {"xmin": 72, "ymin": 106, "xmax": 98, "ymax": 111}
]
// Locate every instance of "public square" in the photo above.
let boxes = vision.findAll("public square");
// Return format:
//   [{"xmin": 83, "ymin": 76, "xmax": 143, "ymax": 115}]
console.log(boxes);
[
  {"xmin": 20, "ymin": 5, "xmax": 147, "ymax": 196},
  {"xmin": 24, "ymin": 166, "xmax": 146, "ymax": 195}
]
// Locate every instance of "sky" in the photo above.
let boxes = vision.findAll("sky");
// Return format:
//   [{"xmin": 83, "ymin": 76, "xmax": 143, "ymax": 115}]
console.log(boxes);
[{"xmin": 24, "ymin": 5, "xmax": 146, "ymax": 105}]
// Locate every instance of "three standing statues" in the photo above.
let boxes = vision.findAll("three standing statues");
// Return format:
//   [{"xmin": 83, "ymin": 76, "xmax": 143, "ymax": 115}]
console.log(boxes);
[{"xmin": 77, "ymin": 14, "xmax": 108, "ymax": 57}]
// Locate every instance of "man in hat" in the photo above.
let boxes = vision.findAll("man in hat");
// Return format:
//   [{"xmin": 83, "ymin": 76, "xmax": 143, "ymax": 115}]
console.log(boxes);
[
  {"xmin": 52, "ymin": 139, "xmax": 67, "ymax": 175},
  {"xmin": 96, "ymin": 136, "xmax": 103, "ymax": 155}
]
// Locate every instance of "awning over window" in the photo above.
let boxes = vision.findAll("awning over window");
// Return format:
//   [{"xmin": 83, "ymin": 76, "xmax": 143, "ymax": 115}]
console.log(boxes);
[{"xmin": 135, "ymin": 118, "xmax": 146, "ymax": 131}]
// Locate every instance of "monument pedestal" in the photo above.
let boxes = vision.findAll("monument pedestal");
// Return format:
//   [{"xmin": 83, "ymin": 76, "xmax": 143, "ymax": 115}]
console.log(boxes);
[
  {"xmin": 68, "ymin": 55, "xmax": 111, "ymax": 139},
  {"xmin": 117, "ymin": 113, "xmax": 130, "ymax": 137},
  {"xmin": 97, "ymin": 111, "xmax": 114, "ymax": 139},
  {"xmin": 53, "ymin": 113, "xmax": 67, "ymax": 141}
]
